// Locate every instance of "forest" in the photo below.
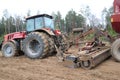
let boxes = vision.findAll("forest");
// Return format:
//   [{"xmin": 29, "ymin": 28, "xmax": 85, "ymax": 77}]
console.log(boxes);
[{"xmin": 0, "ymin": 6, "xmax": 115, "ymax": 42}]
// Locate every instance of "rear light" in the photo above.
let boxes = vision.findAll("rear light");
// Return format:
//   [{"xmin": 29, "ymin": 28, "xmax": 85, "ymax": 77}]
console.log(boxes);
[
  {"xmin": 111, "ymin": 18, "xmax": 113, "ymax": 22},
  {"xmin": 54, "ymin": 30, "xmax": 61, "ymax": 35}
]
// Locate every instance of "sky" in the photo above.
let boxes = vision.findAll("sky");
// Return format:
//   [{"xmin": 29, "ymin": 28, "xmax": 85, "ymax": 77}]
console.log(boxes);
[{"xmin": 0, "ymin": 0, "xmax": 114, "ymax": 19}]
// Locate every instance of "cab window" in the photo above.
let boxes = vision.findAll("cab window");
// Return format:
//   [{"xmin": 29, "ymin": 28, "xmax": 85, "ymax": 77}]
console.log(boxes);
[{"xmin": 26, "ymin": 19, "xmax": 34, "ymax": 31}]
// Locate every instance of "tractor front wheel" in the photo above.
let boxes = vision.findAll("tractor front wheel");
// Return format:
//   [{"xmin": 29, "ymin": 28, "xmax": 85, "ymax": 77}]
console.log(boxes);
[{"xmin": 1, "ymin": 42, "xmax": 17, "ymax": 57}]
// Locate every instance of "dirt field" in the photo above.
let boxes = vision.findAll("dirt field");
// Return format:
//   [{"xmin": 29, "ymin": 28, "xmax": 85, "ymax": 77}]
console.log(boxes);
[{"xmin": 0, "ymin": 50, "xmax": 120, "ymax": 80}]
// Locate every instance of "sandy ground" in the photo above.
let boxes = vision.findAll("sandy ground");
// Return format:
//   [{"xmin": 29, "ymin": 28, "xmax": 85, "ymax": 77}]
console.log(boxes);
[{"xmin": 0, "ymin": 49, "xmax": 120, "ymax": 80}]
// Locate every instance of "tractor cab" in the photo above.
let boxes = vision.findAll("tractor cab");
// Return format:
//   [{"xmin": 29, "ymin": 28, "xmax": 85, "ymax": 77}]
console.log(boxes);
[{"xmin": 26, "ymin": 14, "xmax": 54, "ymax": 32}]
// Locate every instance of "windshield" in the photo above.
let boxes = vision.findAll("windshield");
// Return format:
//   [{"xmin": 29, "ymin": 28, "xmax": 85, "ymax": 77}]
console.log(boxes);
[
  {"xmin": 44, "ymin": 17, "xmax": 54, "ymax": 29},
  {"xmin": 26, "ymin": 16, "xmax": 54, "ymax": 31},
  {"xmin": 26, "ymin": 17, "xmax": 43, "ymax": 31},
  {"xmin": 35, "ymin": 17, "xmax": 43, "ymax": 29},
  {"xmin": 26, "ymin": 19, "xmax": 34, "ymax": 31}
]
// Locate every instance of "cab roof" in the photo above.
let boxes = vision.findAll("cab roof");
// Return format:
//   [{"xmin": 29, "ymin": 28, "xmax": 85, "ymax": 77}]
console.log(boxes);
[{"xmin": 26, "ymin": 14, "xmax": 53, "ymax": 20}]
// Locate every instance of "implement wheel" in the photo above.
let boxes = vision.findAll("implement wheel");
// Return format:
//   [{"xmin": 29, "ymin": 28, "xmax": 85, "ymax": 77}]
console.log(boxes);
[
  {"xmin": 1, "ymin": 42, "xmax": 17, "ymax": 57},
  {"xmin": 81, "ymin": 60, "xmax": 92, "ymax": 69},
  {"xmin": 23, "ymin": 32, "xmax": 49, "ymax": 59},
  {"xmin": 111, "ymin": 39, "xmax": 120, "ymax": 62}
]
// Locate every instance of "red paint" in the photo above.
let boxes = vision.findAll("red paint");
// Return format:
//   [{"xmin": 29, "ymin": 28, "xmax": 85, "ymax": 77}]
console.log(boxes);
[
  {"xmin": 54, "ymin": 30, "xmax": 61, "ymax": 35},
  {"xmin": 114, "ymin": 0, "xmax": 120, "ymax": 13},
  {"xmin": 3, "ymin": 31, "xmax": 26, "ymax": 43},
  {"xmin": 111, "ymin": 14, "xmax": 120, "ymax": 33},
  {"xmin": 111, "ymin": 0, "xmax": 120, "ymax": 33}
]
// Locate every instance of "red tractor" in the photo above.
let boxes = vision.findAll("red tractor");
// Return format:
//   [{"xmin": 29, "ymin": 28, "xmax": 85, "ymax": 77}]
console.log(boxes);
[
  {"xmin": 111, "ymin": 0, "xmax": 120, "ymax": 62},
  {"xmin": 1, "ymin": 14, "xmax": 67, "ymax": 59}
]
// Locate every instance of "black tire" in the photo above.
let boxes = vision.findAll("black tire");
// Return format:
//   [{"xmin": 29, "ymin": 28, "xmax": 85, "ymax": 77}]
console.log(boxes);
[
  {"xmin": 1, "ymin": 42, "xmax": 17, "ymax": 57},
  {"xmin": 111, "ymin": 39, "xmax": 120, "ymax": 62},
  {"xmin": 22, "ymin": 32, "xmax": 49, "ymax": 59},
  {"xmin": 48, "ymin": 37, "xmax": 55, "ymax": 54},
  {"xmin": 40, "ymin": 33, "xmax": 55, "ymax": 54}
]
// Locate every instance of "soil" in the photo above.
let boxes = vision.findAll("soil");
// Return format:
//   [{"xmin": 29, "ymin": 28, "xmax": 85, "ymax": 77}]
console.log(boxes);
[{"xmin": 0, "ymin": 48, "xmax": 120, "ymax": 80}]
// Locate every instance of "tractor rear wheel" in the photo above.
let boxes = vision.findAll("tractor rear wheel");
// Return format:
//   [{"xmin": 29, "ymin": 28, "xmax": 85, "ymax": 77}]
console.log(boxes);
[
  {"xmin": 111, "ymin": 39, "xmax": 120, "ymax": 62},
  {"xmin": 48, "ymin": 37, "xmax": 55, "ymax": 54},
  {"xmin": 22, "ymin": 32, "xmax": 49, "ymax": 59},
  {"xmin": 1, "ymin": 42, "xmax": 17, "ymax": 57}
]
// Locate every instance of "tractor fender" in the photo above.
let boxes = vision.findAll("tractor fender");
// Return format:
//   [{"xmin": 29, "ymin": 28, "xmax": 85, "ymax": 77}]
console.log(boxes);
[{"xmin": 35, "ymin": 28, "xmax": 55, "ymax": 36}]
